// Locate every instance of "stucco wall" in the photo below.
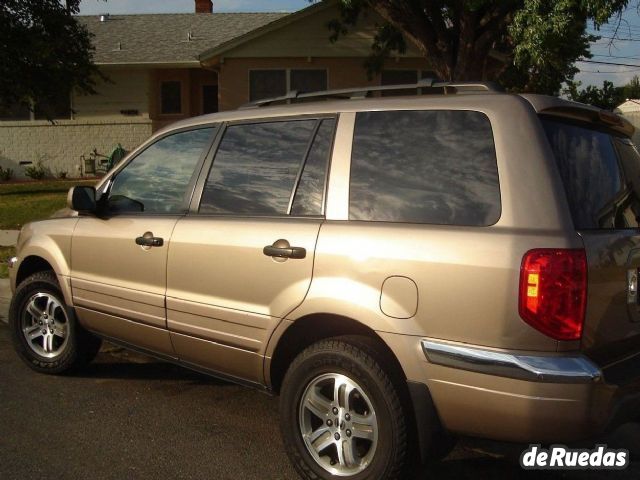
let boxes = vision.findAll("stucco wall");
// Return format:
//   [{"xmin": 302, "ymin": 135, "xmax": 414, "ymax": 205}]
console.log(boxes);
[
  {"xmin": 620, "ymin": 111, "xmax": 640, "ymax": 146},
  {"xmin": 217, "ymin": 57, "xmax": 433, "ymax": 111},
  {"xmin": 0, "ymin": 119, "xmax": 152, "ymax": 178}
]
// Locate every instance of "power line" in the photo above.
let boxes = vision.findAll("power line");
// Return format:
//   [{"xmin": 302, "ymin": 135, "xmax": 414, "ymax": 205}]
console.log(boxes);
[{"xmin": 578, "ymin": 59, "xmax": 640, "ymax": 67}]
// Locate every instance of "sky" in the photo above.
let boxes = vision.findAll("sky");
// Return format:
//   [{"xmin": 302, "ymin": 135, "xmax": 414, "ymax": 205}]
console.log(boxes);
[{"xmin": 78, "ymin": 0, "xmax": 640, "ymax": 87}]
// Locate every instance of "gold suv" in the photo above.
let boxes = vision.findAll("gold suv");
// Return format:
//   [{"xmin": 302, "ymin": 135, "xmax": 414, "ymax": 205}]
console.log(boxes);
[{"xmin": 8, "ymin": 82, "xmax": 640, "ymax": 480}]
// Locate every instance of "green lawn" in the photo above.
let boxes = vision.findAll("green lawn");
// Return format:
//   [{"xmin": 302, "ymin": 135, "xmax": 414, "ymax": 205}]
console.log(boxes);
[
  {"xmin": 0, "ymin": 245, "xmax": 16, "ymax": 279},
  {"xmin": 0, "ymin": 179, "xmax": 96, "ymax": 230}
]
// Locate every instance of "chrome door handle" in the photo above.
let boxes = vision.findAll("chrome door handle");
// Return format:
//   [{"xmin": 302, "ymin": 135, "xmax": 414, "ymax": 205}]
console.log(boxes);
[{"xmin": 263, "ymin": 239, "xmax": 306, "ymax": 259}]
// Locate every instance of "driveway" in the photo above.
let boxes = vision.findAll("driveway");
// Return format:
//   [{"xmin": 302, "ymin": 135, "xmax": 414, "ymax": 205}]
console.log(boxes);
[{"xmin": 0, "ymin": 322, "xmax": 638, "ymax": 480}]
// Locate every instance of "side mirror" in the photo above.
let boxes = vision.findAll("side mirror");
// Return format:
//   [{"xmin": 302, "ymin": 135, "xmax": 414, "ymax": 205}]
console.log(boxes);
[{"xmin": 67, "ymin": 186, "xmax": 96, "ymax": 213}]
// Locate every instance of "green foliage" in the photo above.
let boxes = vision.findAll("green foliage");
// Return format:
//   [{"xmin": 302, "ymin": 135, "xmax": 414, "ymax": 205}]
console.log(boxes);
[
  {"xmin": 0, "ymin": 166, "xmax": 13, "ymax": 182},
  {"xmin": 23, "ymin": 162, "xmax": 48, "ymax": 181},
  {"xmin": 326, "ymin": 0, "xmax": 631, "ymax": 94},
  {"xmin": 564, "ymin": 75, "xmax": 640, "ymax": 110},
  {"xmin": 0, "ymin": 0, "xmax": 102, "ymax": 119}
]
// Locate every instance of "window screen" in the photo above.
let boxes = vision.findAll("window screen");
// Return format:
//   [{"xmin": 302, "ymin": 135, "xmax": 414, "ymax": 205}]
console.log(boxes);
[
  {"xmin": 249, "ymin": 70, "xmax": 286, "ymax": 102},
  {"xmin": 200, "ymin": 120, "xmax": 318, "ymax": 215},
  {"xmin": 291, "ymin": 70, "xmax": 327, "ymax": 94},
  {"xmin": 349, "ymin": 110, "xmax": 501, "ymax": 225}
]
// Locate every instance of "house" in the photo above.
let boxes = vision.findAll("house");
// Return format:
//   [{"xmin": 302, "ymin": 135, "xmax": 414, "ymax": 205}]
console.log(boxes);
[
  {"xmin": 0, "ymin": 0, "xmax": 433, "ymax": 178},
  {"xmin": 615, "ymin": 99, "xmax": 640, "ymax": 146}
]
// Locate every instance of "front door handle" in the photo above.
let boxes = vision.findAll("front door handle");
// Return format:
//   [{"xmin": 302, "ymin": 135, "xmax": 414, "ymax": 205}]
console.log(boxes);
[
  {"xmin": 263, "ymin": 239, "xmax": 306, "ymax": 259},
  {"xmin": 135, "ymin": 235, "xmax": 164, "ymax": 247}
]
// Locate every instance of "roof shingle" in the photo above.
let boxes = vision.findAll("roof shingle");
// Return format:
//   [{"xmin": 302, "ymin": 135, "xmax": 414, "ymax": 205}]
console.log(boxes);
[{"xmin": 77, "ymin": 13, "xmax": 288, "ymax": 65}]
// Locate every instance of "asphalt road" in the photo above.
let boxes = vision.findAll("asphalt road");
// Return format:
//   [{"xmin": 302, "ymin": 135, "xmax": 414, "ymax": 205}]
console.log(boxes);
[{"xmin": 0, "ymin": 322, "xmax": 638, "ymax": 480}]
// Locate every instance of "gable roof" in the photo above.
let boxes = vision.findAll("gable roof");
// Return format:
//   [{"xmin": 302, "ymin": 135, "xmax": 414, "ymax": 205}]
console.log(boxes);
[
  {"xmin": 198, "ymin": 1, "xmax": 334, "ymax": 62},
  {"xmin": 77, "ymin": 13, "xmax": 288, "ymax": 65}
]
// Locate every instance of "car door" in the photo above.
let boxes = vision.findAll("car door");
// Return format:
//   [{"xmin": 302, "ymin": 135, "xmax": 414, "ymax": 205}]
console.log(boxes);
[
  {"xmin": 166, "ymin": 116, "xmax": 336, "ymax": 383},
  {"xmin": 71, "ymin": 126, "xmax": 217, "ymax": 355}
]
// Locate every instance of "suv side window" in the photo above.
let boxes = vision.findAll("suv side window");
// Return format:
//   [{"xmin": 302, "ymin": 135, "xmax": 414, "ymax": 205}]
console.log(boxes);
[
  {"xmin": 108, "ymin": 127, "xmax": 215, "ymax": 214},
  {"xmin": 541, "ymin": 118, "xmax": 626, "ymax": 229},
  {"xmin": 349, "ymin": 110, "xmax": 501, "ymax": 226},
  {"xmin": 199, "ymin": 118, "xmax": 333, "ymax": 216},
  {"xmin": 291, "ymin": 118, "xmax": 335, "ymax": 216}
]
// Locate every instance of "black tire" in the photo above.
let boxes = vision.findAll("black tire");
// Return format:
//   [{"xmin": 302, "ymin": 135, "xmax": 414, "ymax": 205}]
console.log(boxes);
[
  {"xmin": 280, "ymin": 337, "xmax": 407, "ymax": 480},
  {"xmin": 9, "ymin": 271, "xmax": 102, "ymax": 374}
]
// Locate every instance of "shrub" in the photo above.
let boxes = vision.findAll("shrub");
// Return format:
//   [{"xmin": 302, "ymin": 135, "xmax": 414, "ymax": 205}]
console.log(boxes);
[
  {"xmin": 0, "ymin": 166, "xmax": 13, "ymax": 181},
  {"xmin": 24, "ymin": 161, "xmax": 47, "ymax": 180}
]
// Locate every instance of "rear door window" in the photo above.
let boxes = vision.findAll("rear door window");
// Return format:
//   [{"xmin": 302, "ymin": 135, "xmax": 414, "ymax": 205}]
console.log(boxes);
[
  {"xmin": 541, "ymin": 118, "xmax": 628, "ymax": 229},
  {"xmin": 199, "ymin": 118, "xmax": 334, "ymax": 216},
  {"xmin": 349, "ymin": 110, "xmax": 501, "ymax": 226}
]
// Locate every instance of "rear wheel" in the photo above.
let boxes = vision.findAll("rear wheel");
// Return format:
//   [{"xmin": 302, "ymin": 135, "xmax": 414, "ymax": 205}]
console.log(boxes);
[
  {"xmin": 9, "ymin": 271, "xmax": 102, "ymax": 374},
  {"xmin": 280, "ymin": 338, "xmax": 407, "ymax": 480}
]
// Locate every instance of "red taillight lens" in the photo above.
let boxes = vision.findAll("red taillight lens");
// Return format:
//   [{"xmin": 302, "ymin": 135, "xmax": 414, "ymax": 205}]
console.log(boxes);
[{"xmin": 519, "ymin": 249, "xmax": 587, "ymax": 341}]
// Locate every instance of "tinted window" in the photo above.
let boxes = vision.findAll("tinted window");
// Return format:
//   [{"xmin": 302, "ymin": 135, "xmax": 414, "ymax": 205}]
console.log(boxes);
[
  {"xmin": 349, "ymin": 110, "xmax": 501, "ymax": 225},
  {"xmin": 108, "ymin": 128, "xmax": 214, "ymax": 214},
  {"xmin": 542, "ymin": 118, "xmax": 624, "ymax": 229},
  {"xmin": 291, "ymin": 118, "xmax": 335, "ymax": 215},
  {"xmin": 200, "ymin": 120, "xmax": 317, "ymax": 215}
]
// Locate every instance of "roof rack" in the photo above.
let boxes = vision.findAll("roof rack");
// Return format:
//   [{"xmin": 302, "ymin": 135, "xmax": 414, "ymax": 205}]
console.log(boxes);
[{"xmin": 241, "ymin": 79, "xmax": 503, "ymax": 109}]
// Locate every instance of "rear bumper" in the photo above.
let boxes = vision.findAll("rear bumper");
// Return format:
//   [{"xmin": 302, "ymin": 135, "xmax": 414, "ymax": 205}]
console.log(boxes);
[{"xmin": 380, "ymin": 333, "xmax": 640, "ymax": 445}]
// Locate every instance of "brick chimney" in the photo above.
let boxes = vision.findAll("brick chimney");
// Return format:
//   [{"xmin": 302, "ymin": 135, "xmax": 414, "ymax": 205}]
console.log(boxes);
[{"xmin": 195, "ymin": 0, "xmax": 212, "ymax": 13}]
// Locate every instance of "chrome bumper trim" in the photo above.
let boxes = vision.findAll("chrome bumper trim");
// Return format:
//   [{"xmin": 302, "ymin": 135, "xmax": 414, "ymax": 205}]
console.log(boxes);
[{"xmin": 421, "ymin": 339, "xmax": 601, "ymax": 384}]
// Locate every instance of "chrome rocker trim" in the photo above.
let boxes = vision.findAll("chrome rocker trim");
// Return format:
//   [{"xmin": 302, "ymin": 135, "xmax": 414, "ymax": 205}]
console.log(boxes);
[{"xmin": 421, "ymin": 339, "xmax": 602, "ymax": 384}]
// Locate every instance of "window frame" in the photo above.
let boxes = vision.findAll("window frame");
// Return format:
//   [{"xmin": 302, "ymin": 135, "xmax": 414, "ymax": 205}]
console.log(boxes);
[
  {"xmin": 99, "ymin": 124, "xmax": 220, "ymax": 217},
  {"xmin": 189, "ymin": 113, "xmax": 338, "ymax": 219},
  {"xmin": 248, "ymin": 68, "xmax": 329, "ymax": 103}
]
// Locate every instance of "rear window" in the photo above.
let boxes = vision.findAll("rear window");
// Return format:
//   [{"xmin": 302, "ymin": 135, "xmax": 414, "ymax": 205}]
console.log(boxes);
[
  {"xmin": 541, "ymin": 118, "xmax": 627, "ymax": 229},
  {"xmin": 349, "ymin": 110, "xmax": 501, "ymax": 226}
]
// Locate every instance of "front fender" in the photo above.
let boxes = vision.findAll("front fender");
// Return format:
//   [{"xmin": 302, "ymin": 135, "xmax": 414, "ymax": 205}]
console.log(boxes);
[{"xmin": 11, "ymin": 218, "xmax": 79, "ymax": 306}]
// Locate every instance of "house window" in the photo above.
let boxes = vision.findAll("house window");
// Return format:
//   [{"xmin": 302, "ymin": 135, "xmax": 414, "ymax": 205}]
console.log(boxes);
[
  {"xmin": 249, "ymin": 69, "xmax": 328, "ymax": 102},
  {"xmin": 250, "ymin": 70, "xmax": 287, "ymax": 102},
  {"xmin": 291, "ymin": 70, "xmax": 327, "ymax": 94},
  {"xmin": 160, "ymin": 81, "xmax": 182, "ymax": 114},
  {"xmin": 381, "ymin": 69, "xmax": 439, "ymax": 96},
  {"xmin": 202, "ymin": 85, "xmax": 218, "ymax": 114}
]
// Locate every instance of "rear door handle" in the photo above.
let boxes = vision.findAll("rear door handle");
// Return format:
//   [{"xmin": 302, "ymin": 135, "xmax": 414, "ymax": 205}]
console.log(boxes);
[
  {"xmin": 135, "ymin": 235, "xmax": 164, "ymax": 247},
  {"xmin": 263, "ymin": 239, "xmax": 306, "ymax": 259}
]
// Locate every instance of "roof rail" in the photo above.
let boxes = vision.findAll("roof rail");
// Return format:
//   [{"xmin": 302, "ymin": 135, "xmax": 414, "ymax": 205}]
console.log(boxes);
[{"xmin": 240, "ymin": 79, "xmax": 503, "ymax": 109}]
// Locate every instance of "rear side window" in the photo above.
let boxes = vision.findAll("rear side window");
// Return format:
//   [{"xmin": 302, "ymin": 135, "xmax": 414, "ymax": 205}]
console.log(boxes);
[
  {"xmin": 541, "ymin": 118, "xmax": 624, "ymax": 229},
  {"xmin": 349, "ymin": 110, "xmax": 501, "ymax": 225}
]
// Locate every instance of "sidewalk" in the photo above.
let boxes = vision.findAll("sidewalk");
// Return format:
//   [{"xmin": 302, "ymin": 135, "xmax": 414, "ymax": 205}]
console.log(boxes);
[{"xmin": 0, "ymin": 278, "xmax": 9, "ymax": 325}]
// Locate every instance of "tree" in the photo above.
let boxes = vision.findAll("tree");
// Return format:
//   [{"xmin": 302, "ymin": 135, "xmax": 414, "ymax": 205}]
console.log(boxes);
[
  {"xmin": 564, "ymin": 75, "xmax": 640, "ymax": 110},
  {"xmin": 324, "ymin": 0, "xmax": 631, "ymax": 94},
  {"xmin": 0, "ymin": 0, "xmax": 101, "ymax": 119}
]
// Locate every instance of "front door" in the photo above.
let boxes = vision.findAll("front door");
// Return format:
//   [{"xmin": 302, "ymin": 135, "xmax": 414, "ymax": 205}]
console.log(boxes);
[
  {"xmin": 71, "ymin": 126, "xmax": 217, "ymax": 355},
  {"xmin": 166, "ymin": 116, "xmax": 336, "ymax": 383}
]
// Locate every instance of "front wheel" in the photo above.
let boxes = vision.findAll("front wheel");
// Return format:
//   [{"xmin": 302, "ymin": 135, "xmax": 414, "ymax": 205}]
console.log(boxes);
[
  {"xmin": 280, "ymin": 338, "xmax": 407, "ymax": 480},
  {"xmin": 9, "ymin": 271, "xmax": 102, "ymax": 374}
]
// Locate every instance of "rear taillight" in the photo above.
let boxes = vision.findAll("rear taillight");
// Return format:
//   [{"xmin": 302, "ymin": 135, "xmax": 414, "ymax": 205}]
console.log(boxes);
[{"xmin": 519, "ymin": 249, "xmax": 587, "ymax": 341}]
